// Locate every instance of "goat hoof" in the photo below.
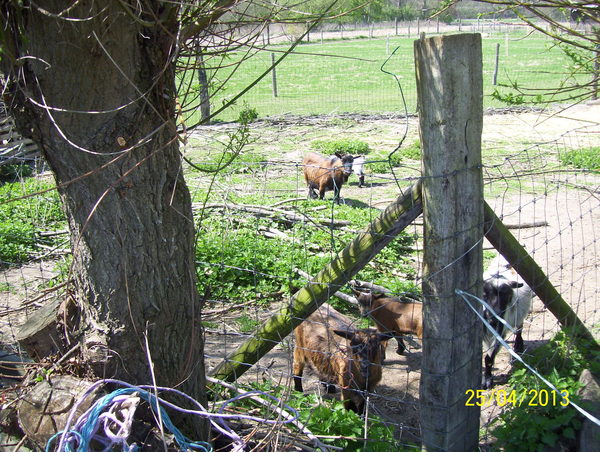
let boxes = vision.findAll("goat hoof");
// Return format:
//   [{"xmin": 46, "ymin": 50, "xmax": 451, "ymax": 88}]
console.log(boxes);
[{"xmin": 482, "ymin": 377, "xmax": 494, "ymax": 390}]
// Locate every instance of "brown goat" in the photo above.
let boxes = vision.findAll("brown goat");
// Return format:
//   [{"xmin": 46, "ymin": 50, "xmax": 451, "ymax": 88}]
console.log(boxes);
[
  {"xmin": 355, "ymin": 291, "xmax": 423, "ymax": 357},
  {"xmin": 293, "ymin": 303, "xmax": 389, "ymax": 414},
  {"xmin": 302, "ymin": 152, "xmax": 354, "ymax": 204}
]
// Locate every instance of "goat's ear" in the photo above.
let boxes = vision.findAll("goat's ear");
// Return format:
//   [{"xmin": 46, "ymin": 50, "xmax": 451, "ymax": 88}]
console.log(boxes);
[
  {"xmin": 510, "ymin": 281, "xmax": 524, "ymax": 289},
  {"xmin": 349, "ymin": 287, "xmax": 361, "ymax": 297},
  {"xmin": 333, "ymin": 329, "xmax": 355, "ymax": 340},
  {"xmin": 334, "ymin": 152, "xmax": 343, "ymax": 159}
]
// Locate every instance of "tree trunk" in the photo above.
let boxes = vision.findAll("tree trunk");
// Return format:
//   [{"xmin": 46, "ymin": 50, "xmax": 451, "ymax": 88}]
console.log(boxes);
[{"xmin": 1, "ymin": 1, "xmax": 207, "ymax": 438}]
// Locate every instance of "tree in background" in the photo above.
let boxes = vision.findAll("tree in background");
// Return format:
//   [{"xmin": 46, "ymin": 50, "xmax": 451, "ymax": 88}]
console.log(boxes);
[{"xmin": 452, "ymin": 0, "xmax": 600, "ymax": 103}]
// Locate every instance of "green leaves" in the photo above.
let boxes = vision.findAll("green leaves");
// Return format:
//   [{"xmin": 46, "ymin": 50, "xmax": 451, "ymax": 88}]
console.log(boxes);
[
  {"xmin": 490, "ymin": 329, "xmax": 594, "ymax": 451},
  {"xmin": 310, "ymin": 138, "xmax": 370, "ymax": 156},
  {"xmin": 0, "ymin": 177, "xmax": 65, "ymax": 265},
  {"xmin": 559, "ymin": 147, "xmax": 600, "ymax": 171},
  {"xmin": 195, "ymin": 200, "xmax": 418, "ymax": 302}
]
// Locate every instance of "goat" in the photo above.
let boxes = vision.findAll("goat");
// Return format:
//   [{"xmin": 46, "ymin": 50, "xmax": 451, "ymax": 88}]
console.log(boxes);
[
  {"xmin": 355, "ymin": 290, "xmax": 423, "ymax": 358},
  {"xmin": 302, "ymin": 152, "xmax": 354, "ymax": 204},
  {"xmin": 352, "ymin": 156, "xmax": 366, "ymax": 188},
  {"xmin": 293, "ymin": 303, "xmax": 390, "ymax": 414},
  {"xmin": 482, "ymin": 254, "xmax": 533, "ymax": 389}
]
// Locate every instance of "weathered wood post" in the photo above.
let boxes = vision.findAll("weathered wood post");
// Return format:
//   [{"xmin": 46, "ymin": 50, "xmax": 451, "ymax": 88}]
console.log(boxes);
[
  {"xmin": 415, "ymin": 33, "xmax": 484, "ymax": 451},
  {"xmin": 493, "ymin": 43, "xmax": 500, "ymax": 85},
  {"xmin": 271, "ymin": 53, "xmax": 278, "ymax": 98}
]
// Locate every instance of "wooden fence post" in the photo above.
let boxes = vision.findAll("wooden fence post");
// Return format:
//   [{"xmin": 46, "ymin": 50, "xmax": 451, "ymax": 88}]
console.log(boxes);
[
  {"xmin": 415, "ymin": 33, "xmax": 484, "ymax": 451},
  {"xmin": 271, "ymin": 53, "xmax": 277, "ymax": 98},
  {"xmin": 493, "ymin": 43, "xmax": 500, "ymax": 85}
]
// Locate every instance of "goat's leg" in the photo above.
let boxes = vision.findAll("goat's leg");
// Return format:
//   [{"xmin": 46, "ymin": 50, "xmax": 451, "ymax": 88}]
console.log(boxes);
[
  {"xmin": 395, "ymin": 336, "xmax": 407, "ymax": 355},
  {"xmin": 332, "ymin": 186, "xmax": 341, "ymax": 204},
  {"xmin": 341, "ymin": 389, "xmax": 361, "ymax": 414},
  {"xmin": 321, "ymin": 381, "xmax": 337, "ymax": 393},
  {"xmin": 514, "ymin": 329, "xmax": 524, "ymax": 354},
  {"xmin": 293, "ymin": 351, "xmax": 305, "ymax": 392},
  {"xmin": 482, "ymin": 353, "xmax": 495, "ymax": 389}
]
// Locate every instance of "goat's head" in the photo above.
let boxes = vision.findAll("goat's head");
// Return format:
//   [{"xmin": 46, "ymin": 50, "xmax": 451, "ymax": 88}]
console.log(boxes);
[
  {"xmin": 483, "ymin": 277, "xmax": 523, "ymax": 334},
  {"xmin": 333, "ymin": 329, "xmax": 390, "ymax": 381},
  {"xmin": 334, "ymin": 152, "xmax": 355, "ymax": 177},
  {"xmin": 353, "ymin": 289, "xmax": 372, "ymax": 316}
]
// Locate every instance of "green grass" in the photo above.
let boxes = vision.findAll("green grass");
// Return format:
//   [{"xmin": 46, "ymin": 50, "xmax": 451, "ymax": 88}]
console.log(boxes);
[
  {"xmin": 180, "ymin": 31, "xmax": 592, "ymax": 123},
  {"xmin": 0, "ymin": 176, "xmax": 66, "ymax": 265},
  {"xmin": 559, "ymin": 147, "xmax": 600, "ymax": 171},
  {"xmin": 194, "ymin": 197, "xmax": 418, "ymax": 302}
]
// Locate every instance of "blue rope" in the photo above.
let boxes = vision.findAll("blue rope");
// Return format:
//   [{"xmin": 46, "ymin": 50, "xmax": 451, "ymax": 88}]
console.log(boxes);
[{"xmin": 47, "ymin": 387, "xmax": 212, "ymax": 452}]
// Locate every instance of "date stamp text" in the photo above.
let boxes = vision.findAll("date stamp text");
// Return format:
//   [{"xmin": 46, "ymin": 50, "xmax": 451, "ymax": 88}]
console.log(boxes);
[{"xmin": 465, "ymin": 389, "xmax": 570, "ymax": 407}]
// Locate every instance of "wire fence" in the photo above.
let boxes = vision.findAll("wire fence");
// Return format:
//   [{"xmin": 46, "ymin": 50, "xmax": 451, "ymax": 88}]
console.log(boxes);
[
  {"xmin": 2, "ymin": 26, "xmax": 600, "ymax": 451},
  {"xmin": 184, "ymin": 107, "xmax": 599, "ymax": 449},
  {"xmin": 193, "ymin": 19, "xmax": 597, "ymax": 123}
]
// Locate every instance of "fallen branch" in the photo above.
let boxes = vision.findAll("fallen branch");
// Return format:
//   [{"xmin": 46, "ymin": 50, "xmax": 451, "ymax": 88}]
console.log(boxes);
[
  {"xmin": 206, "ymin": 376, "xmax": 337, "ymax": 452},
  {"xmin": 192, "ymin": 202, "xmax": 350, "ymax": 228}
]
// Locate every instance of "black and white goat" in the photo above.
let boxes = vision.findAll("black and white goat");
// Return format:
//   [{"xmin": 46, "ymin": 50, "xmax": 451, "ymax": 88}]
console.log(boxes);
[
  {"xmin": 482, "ymin": 254, "xmax": 533, "ymax": 389},
  {"xmin": 352, "ymin": 156, "xmax": 366, "ymax": 188}
]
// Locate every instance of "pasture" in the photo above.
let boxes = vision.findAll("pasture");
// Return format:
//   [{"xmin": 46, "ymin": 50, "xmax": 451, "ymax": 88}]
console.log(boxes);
[{"xmin": 180, "ymin": 27, "xmax": 592, "ymax": 123}]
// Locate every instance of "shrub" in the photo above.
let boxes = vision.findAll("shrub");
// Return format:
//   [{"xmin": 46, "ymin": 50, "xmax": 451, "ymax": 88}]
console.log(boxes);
[
  {"xmin": 489, "ymin": 329, "xmax": 598, "ymax": 451},
  {"xmin": 0, "ymin": 176, "xmax": 65, "ymax": 265},
  {"xmin": 310, "ymin": 138, "xmax": 370, "ymax": 156}
]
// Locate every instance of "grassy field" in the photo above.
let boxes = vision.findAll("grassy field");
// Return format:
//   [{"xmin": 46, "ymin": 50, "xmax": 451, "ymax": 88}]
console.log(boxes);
[{"xmin": 180, "ymin": 29, "xmax": 592, "ymax": 123}]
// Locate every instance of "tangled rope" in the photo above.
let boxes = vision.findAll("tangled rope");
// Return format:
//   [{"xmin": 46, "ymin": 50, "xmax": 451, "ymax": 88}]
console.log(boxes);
[{"xmin": 46, "ymin": 378, "xmax": 301, "ymax": 452}]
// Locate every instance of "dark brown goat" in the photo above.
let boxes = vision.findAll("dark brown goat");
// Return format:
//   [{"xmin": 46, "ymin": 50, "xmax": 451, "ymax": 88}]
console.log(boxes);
[
  {"xmin": 302, "ymin": 152, "xmax": 354, "ymax": 204},
  {"xmin": 293, "ymin": 303, "xmax": 389, "ymax": 414},
  {"xmin": 355, "ymin": 291, "xmax": 423, "ymax": 357}
]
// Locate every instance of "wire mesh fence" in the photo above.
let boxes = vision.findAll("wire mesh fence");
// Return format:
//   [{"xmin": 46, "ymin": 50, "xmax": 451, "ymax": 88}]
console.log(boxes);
[
  {"xmin": 186, "ymin": 19, "xmax": 596, "ymax": 124},
  {"xmin": 191, "ymin": 107, "xmax": 599, "ymax": 449},
  {"xmin": 2, "ymin": 24, "xmax": 600, "ymax": 451},
  {"xmin": 2, "ymin": 106, "xmax": 600, "ymax": 450}
]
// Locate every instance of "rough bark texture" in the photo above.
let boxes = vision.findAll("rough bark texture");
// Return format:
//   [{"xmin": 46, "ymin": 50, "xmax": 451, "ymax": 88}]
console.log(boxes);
[
  {"xmin": 415, "ymin": 33, "xmax": 484, "ymax": 452},
  {"xmin": 1, "ymin": 1, "xmax": 207, "ymax": 437}
]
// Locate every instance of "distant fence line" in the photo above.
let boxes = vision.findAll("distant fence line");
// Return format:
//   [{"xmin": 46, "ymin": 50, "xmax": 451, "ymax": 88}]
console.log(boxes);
[
  {"xmin": 248, "ymin": 18, "xmax": 593, "ymax": 46},
  {"xmin": 198, "ymin": 18, "xmax": 593, "ymax": 123}
]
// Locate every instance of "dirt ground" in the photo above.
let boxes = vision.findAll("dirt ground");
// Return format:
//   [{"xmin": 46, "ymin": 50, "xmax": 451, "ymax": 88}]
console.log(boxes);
[{"xmin": 2, "ymin": 102, "xmax": 600, "ymax": 449}]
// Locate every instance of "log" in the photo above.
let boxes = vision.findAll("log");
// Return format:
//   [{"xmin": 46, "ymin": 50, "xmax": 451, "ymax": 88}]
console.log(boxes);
[
  {"xmin": 16, "ymin": 298, "xmax": 64, "ymax": 361},
  {"xmin": 293, "ymin": 268, "xmax": 359, "ymax": 306},
  {"xmin": 208, "ymin": 179, "xmax": 423, "ymax": 383},
  {"xmin": 18, "ymin": 376, "xmax": 102, "ymax": 450},
  {"xmin": 348, "ymin": 279, "xmax": 393, "ymax": 294}
]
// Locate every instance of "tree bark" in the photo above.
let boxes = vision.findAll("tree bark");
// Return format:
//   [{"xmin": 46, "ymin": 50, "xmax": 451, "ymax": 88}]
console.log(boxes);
[{"xmin": 1, "ymin": 1, "xmax": 207, "ymax": 437}]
